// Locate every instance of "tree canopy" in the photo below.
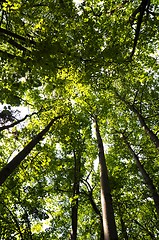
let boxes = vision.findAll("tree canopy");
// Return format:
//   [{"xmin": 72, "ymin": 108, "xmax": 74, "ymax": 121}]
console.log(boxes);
[{"xmin": 0, "ymin": 0, "xmax": 159, "ymax": 239}]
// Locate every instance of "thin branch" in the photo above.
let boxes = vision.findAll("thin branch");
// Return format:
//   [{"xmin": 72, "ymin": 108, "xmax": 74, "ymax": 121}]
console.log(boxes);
[
  {"xmin": 0, "ymin": 27, "xmax": 35, "ymax": 44},
  {"xmin": 109, "ymin": 0, "xmax": 129, "ymax": 15},
  {"xmin": 0, "ymin": 111, "xmax": 40, "ymax": 131},
  {"xmin": 23, "ymin": 210, "xmax": 33, "ymax": 240},
  {"xmin": 132, "ymin": 89, "xmax": 139, "ymax": 106},
  {"xmin": 0, "ymin": 49, "xmax": 19, "ymax": 59},
  {"xmin": 134, "ymin": 219, "xmax": 156, "ymax": 239},
  {"xmin": 6, "ymin": 38, "xmax": 31, "ymax": 52},
  {"xmin": 2, "ymin": 203, "xmax": 24, "ymax": 240}
]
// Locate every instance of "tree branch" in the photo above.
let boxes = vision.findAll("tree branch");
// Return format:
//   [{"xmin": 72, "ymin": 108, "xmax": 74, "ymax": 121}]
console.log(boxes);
[
  {"xmin": 0, "ymin": 111, "xmax": 39, "ymax": 132},
  {"xmin": 0, "ymin": 27, "xmax": 35, "ymax": 44},
  {"xmin": 130, "ymin": 0, "xmax": 150, "ymax": 58}
]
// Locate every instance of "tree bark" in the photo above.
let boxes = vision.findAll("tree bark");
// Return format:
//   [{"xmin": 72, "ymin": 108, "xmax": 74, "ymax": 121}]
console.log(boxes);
[
  {"xmin": 114, "ymin": 90, "xmax": 159, "ymax": 149},
  {"xmin": 71, "ymin": 150, "xmax": 80, "ymax": 240},
  {"xmin": 95, "ymin": 118, "xmax": 118, "ymax": 240},
  {"xmin": 129, "ymin": 105, "xmax": 159, "ymax": 149},
  {"xmin": 0, "ymin": 115, "xmax": 63, "ymax": 186},
  {"xmin": 122, "ymin": 135, "xmax": 159, "ymax": 216}
]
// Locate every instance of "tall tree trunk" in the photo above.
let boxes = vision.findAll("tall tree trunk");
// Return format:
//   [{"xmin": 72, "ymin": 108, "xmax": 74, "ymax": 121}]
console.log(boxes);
[
  {"xmin": 128, "ymin": 104, "xmax": 159, "ymax": 149},
  {"xmin": 95, "ymin": 118, "xmax": 118, "ymax": 240},
  {"xmin": 114, "ymin": 90, "xmax": 159, "ymax": 149},
  {"xmin": 122, "ymin": 135, "xmax": 159, "ymax": 216},
  {"xmin": 0, "ymin": 115, "xmax": 63, "ymax": 186},
  {"xmin": 71, "ymin": 150, "xmax": 80, "ymax": 240}
]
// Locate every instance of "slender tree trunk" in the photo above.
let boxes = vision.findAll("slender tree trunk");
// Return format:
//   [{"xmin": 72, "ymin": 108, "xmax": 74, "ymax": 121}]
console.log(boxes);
[
  {"xmin": 82, "ymin": 179, "xmax": 104, "ymax": 239},
  {"xmin": 87, "ymin": 187, "xmax": 104, "ymax": 239},
  {"xmin": 0, "ymin": 115, "xmax": 63, "ymax": 186},
  {"xmin": 114, "ymin": 90, "xmax": 159, "ymax": 149},
  {"xmin": 95, "ymin": 118, "xmax": 118, "ymax": 240},
  {"xmin": 129, "ymin": 105, "xmax": 159, "ymax": 149},
  {"xmin": 89, "ymin": 194, "xmax": 104, "ymax": 239},
  {"xmin": 71, "ymin": 150, "xmax": 80, "ymax": 240},
  {"xmin": 122, "ymin": 135, "xmax": 159, "ymax": 216}
]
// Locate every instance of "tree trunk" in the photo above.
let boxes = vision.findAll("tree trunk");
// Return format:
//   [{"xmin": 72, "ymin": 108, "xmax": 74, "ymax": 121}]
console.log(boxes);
[
  {"xmin": 114, "ymin": 90, "xmax": 159, "ymax": 149},
  {"xmin": 71, "ymin": 150, "xmax": 80, "ymax": 240},
  {"xmin": 123, "ymin": 135, "xmax": 159, "ymax": 216},
  {"xmin": 95, "ymin": 118, "xmax": 118, "ymax": 240},
  {"xmin": 82, "ymin": 179, "xmax": 104, "ymax": 239},
  {"xmin": 129, "ymin": 105, "xmax": 159, "ymax": 149},
  {"xmin": 88, "ymin": 188, "xmax": 104, "ymax": 239},
  {"xmin": 0, "ymin": 115, "xmax": 63, "ymax": 186}
]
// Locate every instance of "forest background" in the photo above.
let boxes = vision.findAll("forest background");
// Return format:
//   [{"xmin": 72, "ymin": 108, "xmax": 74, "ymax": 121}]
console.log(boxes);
[{"xmin": 0, "ymin": 0, "xmax": 159, "ymax": 239}]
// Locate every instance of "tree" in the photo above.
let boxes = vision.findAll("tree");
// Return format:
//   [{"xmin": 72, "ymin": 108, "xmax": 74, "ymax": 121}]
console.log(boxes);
[
  {"xmin": 0, "ymin": 0, "xmax": 159, "ymax": 239},
  {"xmin": 95, "ymin": 117, "xmax": 118, "ymax": 240}
]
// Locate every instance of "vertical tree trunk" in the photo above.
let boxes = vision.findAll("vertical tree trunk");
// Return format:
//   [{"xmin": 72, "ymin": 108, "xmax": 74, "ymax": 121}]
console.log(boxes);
[
  {"xmin": 95, "ymin": 118, "xmax": 118, "ymax": 240},
  {"xmin": 71, "ymin": 150, "xmax": 80, "ymax": 240},
  {"xmin": 122, "ymin": 135, "xmax": 159, "ymax": 216},
  {"xmin": 0, "ymin": 115, "xmax": 63, "ymax": 186}
]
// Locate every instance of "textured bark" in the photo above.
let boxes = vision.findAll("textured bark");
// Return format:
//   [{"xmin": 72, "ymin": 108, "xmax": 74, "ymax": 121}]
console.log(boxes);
[
  {"xmin": 123, "ymin": 135, "xmax": 159, "ymax": 216},
  {"xmin": 71, "ymin": 150, "xmax": 80, "ymax": 240},
  {"xmin": 95, "ymin": 118, "xmax": 118, "ymax": 240},
  {"xmin": 0, "ymin": 115, "xmax": 63, "ymax": 186}
]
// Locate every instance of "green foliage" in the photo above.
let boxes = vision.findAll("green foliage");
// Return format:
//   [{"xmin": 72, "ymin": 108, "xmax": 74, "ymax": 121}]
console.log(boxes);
[{"xmin": 0, "ymin": 0, "xmax": 159, "ymax": 239}]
